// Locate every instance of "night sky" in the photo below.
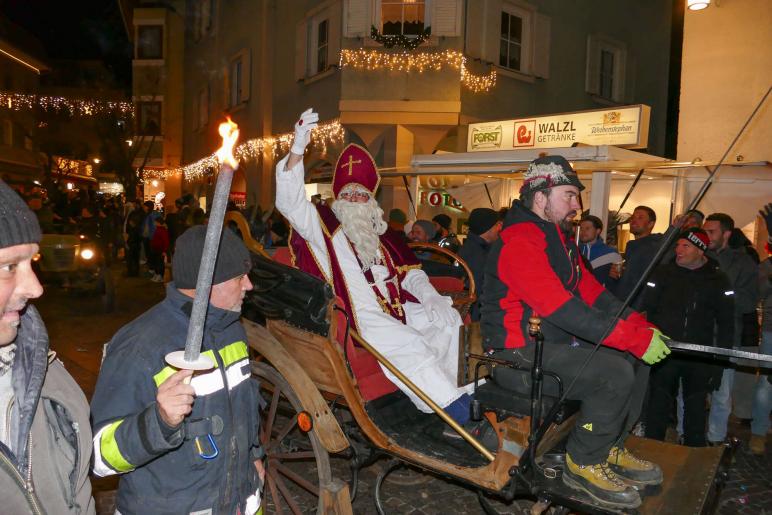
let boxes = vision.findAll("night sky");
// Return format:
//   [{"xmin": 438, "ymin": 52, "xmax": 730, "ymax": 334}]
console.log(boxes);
[{"xmin": 1, "ymin": 0, "xmax": 132, "ymax": 87}]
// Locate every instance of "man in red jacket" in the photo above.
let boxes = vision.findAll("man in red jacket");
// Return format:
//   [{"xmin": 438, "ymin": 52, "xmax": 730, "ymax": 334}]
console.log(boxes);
[{"xmin": 480, "ymin": 156, "xmax": 671, "ymax": 509}]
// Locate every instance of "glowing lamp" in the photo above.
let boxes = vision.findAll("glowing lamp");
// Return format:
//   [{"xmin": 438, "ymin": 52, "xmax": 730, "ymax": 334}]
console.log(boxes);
[{"xmin": 687, "ymin": 0, "xmax": 710, "ymax": 10}]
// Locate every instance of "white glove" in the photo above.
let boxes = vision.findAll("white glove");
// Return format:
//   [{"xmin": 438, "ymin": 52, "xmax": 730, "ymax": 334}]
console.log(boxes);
[
  {"xmin": 290, "ymin": 108, "xmax": 319, "ymax": 156},
  {"xmin": 422, "ymin": 295, "xmax": 460, "ymax": 326}
]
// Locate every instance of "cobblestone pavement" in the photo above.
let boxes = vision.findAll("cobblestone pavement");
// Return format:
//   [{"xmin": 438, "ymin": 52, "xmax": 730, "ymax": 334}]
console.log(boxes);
[{"xmin": 36, "ymin": 264, "xmax": 771, "ymax": 514}]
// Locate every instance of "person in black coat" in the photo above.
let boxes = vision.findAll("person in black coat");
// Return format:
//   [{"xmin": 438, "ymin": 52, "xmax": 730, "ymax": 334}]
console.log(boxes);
[
  {"xmin": 458, "ymin": 208, "xmax": 501, "ymax": 321},
  {"xmin": 642, "ymin": 228, "xmax": 734, "ymax": 447}
]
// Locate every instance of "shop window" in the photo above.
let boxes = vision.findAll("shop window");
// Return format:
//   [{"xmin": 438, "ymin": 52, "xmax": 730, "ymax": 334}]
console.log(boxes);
[
  {"xmin": 381, "ymin": 0, "xmax": 425, "ymax": 36},
  {"xmin": 499, "ymin": 4, "xmax": 531, "ymax": 73},
  {"xmin": 136, "ymin": 101, "xmax": 162, "ymax": 135},
  {"xmin": 136, "ymin": 25, "xmax": 163, "ymax": 59}
]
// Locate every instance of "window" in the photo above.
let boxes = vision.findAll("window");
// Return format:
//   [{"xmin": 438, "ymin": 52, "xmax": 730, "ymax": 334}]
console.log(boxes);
[
  {"xmin": 193, "ymin": 0, "xmax": 213, "ymax": 41},
  {"xmin": 317, "ymin": 19, "xmax": 329, "ymax": 73},
  {"xmin": 230, "ymin": 58, "xmax": 243, "ymax": 106},
  {"xmin": 586, "ymin": 35, "xmax": 627, "ymax": 102},
  {"xmin": 136, "ymin": 102, "xmax": 162, "ymax": 135},
  {"xmin": 197, "ymin": 85, "xmax": 209, "ymax": 129},
  {"xmin": 381, "ymin": 0, "xmax": 425, "ymax": 36},
  {"xmin": 137, "ymin": 25, "xmax": 163, "ymax": 59},
  {"xmin": 499, "ymin": 11, "xmax": 523, "ymax": 71},
  {"xmin": 599, "ymin": 49, "xmax": 614, "ymax": 100}
]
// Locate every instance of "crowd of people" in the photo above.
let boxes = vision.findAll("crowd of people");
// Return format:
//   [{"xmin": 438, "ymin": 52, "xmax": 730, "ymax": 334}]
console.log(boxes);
[{"xmin": 0, "ymin": 113, "xmax": 768, "ymax": 512}]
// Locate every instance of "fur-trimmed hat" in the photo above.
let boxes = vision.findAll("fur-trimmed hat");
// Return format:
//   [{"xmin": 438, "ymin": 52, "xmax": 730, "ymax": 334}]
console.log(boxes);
[{"xmin": 519, "ymin": 155, "xmax": 585, "ymax": 196}]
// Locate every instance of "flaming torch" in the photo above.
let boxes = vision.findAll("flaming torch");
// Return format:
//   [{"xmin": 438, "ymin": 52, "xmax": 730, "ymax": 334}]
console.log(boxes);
[{"xmin": 165, "ymin": 118, "xmax": 240, "ymax": 373}]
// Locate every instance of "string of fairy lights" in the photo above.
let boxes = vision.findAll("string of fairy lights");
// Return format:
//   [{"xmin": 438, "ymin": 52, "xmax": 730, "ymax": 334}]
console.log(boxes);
[
  {"xmin": 142, "ymin": 119, "xmax": 346, "ymax": 181},
  {"xmin": 338, "ymin": 49, "xmax": 497, "ymax": 93},
  {"xmin": 0, "ymin": 91, "xmax": 134, "ymax": 117}
]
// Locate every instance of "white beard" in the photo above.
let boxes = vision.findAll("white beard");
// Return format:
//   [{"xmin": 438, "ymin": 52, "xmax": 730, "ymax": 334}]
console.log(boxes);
[{"xmin": 332, "ymin": 198, "xmax": 388, "ymax": 271}]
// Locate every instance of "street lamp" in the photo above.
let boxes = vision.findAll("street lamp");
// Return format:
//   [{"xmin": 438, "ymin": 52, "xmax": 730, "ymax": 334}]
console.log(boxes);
[
  {"xmin": 93, "ymin": 157, "xmax": 101, "ymax": 164},
  {"xmin": 687, "ymin": 0, "xmax": 710, "ymax": 10}
]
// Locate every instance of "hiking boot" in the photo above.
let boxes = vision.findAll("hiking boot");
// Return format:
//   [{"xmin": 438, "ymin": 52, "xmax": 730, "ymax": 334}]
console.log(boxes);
[
  {"xmin": 563, "ymin": 454, "xmax": 641, "ymax": 509},
  {"xmin": 607, "ymin": 446, "xmax": 663, "ymax": 486},
  {"xmin": 749, "ymin": 434, "xmax": 766, "ymax": 456},
  {"xmin": 442, "ymin": 419, "xmax": 499, "ymax": 452}
]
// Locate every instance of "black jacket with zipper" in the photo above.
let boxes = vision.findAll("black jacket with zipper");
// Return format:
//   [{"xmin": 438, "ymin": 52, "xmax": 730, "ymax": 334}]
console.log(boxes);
[{"xmin": 91, "ymin": 284, "xmax": 263, "ymax": 515}]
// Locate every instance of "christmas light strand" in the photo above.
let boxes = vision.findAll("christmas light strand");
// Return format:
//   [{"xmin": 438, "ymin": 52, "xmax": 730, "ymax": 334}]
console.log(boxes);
[
  {"xmin": 0, "ymin": 91, "xmax": 134, "ymax": 117},
  {"xmin": 143, "ymin": 119, "xmax": 345, "ymax": 181},
  {"xmin": 338, "ymin": 49, "xmax": 497, "ymax": 92}
]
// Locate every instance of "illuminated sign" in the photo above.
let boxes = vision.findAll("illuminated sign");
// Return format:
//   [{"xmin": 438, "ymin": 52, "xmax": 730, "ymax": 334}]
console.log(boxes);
[
  {"xmin": 419, "ymin": 190, "xmax": 463, "ymax": 209},
  {"xmin": 467, "ymin": 105, "xmax": 650, "ymax": 151}
]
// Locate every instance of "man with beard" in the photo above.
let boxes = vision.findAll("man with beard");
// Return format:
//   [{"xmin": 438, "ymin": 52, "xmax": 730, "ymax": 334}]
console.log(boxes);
[
  {"xmin": 275, "ymin": 109, "xmax": 479, "ymax": 436},
  {"xmin": 480, "ymin": 156, "xmax": 670, "ymax": 510}
]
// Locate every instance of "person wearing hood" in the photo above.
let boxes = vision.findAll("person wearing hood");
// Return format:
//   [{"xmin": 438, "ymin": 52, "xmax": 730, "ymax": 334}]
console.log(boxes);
[
  {"xmin": 0, "ymin": 180, "xmax": 95, "ymax": 514},
  {"xmin": 480, "ymin": 156, "xmax": 670, "ymax": 510}
]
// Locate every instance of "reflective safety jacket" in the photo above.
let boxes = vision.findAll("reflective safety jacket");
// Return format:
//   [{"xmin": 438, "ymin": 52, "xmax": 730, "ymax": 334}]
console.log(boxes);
[{"xmin": 91, "ymin": 284, "xmax": 263, "ymax": 515}]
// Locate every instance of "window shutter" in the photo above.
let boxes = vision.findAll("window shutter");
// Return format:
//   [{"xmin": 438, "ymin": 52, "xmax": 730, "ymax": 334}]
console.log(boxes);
[
  {"xmin": 295, "ymin": 19, "xmax": 308, "ymax": 80},
  {"xmin": 532, "ymin": 13, "xmax": 550, "ymax": 79},
  {"xmin": 613, "ymin": 47, "xmax": 627, "ymax": 102},
  {"xmin": 432, "ymin": 0, "xmax": 462, "ymax": 37},
  {"xmin": 585, "ymin": 35, "xmax": 600, "ymax": 95},
  {"xmin": 241, "ymin": 50, "xmax": 251, "ymax": 102},
  {"xmin": 344, "ymin": 0, "xmax": 368, "ymax": 37},
  {"xmin": 328, "ymin": 3, "xmax": 342, "ymax": 67}
]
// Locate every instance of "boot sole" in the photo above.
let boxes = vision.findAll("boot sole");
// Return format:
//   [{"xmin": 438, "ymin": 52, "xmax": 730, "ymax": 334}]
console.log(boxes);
[
  {"xmin": 562, "ymin": 472, "xmax": 641, "ymax": 509},
  {"xmin": 610, "ymin": 468, "xmax": 664, "ymax": 487}
]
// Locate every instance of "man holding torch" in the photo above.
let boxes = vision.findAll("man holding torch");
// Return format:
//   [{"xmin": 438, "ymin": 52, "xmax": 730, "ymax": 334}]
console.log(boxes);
[{"xmin": 91, "ymin": 121, "xmax": 265, "ymax": 515}]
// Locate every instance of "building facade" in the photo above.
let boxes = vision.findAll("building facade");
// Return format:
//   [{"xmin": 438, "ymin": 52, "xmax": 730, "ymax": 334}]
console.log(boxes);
[{"xmin": 139, "ymin": 0, "xmax": 674, "ymax": 218}]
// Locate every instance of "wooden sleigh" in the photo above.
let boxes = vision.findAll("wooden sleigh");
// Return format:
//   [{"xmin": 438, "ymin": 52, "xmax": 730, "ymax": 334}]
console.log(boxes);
[{"xmin": 228, "ymin": 212, "xmax": 732, "ymax": 515}]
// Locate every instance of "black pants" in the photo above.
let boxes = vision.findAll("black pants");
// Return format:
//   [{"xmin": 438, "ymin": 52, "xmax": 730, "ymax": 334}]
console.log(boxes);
[
  {"xmin": 492, "ymin": 342, "xmax": 649, "ymax": 466},
  {"xmin": 126, "ymin": 239, "xmax": 140, "ymax": 277},
  {"xmin": 645, "ymin": 358, "xmax": 711, "ymax": 447}
]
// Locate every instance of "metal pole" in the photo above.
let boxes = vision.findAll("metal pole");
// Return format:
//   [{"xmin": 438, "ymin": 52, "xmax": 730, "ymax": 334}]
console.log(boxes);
[{"xmin": 183, "ymin": 161, "xmax": 236, "ymax": 361}]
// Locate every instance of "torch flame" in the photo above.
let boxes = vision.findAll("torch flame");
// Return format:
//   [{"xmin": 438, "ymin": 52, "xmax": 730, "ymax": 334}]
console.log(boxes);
[{"xmin": 215, "ymin": 117, "xmax": 240, "ymax": 168}]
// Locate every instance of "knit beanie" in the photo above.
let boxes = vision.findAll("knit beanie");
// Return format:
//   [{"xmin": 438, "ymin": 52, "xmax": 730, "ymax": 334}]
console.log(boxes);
[
  {"xmin": 388, "ymin": 208, "xmax": 407, "ymax": 224},
  {"xmin": 468, "ymin": 208, "xmax": 499, "ymax": 236},
  {"xmin": 173, "ymin": 226, "xmax": 251, "ymax": 289},
  {"xmin": 413, "ymin": 219, "xmax": 436, "ymax": 240},
  {"xmin": 678, "ymin": 227, "xmax": 709, "ymax": 252},
  {"xmin": 519, "ymin": 155, "xmax": 585, "ymax": 196},
  {"xmin": 432, "ymin": 214, "xmax": 452, "ymax": 231},
  {"xmin": 0, "ymin": 180, "xmax": 41, "ymax": 248}
]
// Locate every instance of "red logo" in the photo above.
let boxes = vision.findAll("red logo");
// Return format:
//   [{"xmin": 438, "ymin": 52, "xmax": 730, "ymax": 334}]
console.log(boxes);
[{"xmin": 513, "ymin": 120, "xmax": 535, "ymax": 147}]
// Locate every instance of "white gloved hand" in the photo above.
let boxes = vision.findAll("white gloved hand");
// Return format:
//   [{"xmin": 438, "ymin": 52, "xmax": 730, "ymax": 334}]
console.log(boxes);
[
  {"xmin": 290, "ymin": 108, "xmax": 319, "ymax": 156},
  {"xmin": 422, "ymin": 295, "xmax": 460, "ymax": 326}
]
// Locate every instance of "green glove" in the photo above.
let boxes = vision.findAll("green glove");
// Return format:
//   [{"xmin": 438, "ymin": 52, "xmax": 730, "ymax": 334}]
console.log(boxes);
[{"xmin": 641, "ymin": 328, "xmax": 672, "ymax": 365}]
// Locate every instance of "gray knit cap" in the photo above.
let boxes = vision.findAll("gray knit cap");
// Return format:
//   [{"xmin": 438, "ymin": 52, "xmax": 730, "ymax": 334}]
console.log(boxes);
[
  {"xmin": 0, "ymin": 180, "xmax": 41, "ymax": 248},
  {"xmin": 173, "ymin": 225, "xmax": 251, "ymax": 289}
]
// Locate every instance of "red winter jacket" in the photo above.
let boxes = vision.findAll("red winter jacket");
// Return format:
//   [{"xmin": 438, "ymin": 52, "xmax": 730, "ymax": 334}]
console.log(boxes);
[
  {"xmin": 150, "ymin": 225, "xmax": 169, "ymax": 254},
  {"xmin": 479, "ymin": 201, "xmax": 655, "ymax": 358}
]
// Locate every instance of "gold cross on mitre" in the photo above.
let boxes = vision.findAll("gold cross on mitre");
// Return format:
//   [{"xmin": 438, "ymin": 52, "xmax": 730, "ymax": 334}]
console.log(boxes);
[{"xmin": 340, "ymin": 155, "xmax": 362, "ymax": 176}]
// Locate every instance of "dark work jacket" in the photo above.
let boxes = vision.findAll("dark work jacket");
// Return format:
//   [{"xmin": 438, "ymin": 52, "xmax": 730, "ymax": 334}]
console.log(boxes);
[
  {"xmin": 613, "ymin": 233, "xmax": 666, "ymax": 309},
  {"xmin": 458, "ymin": 232, "xmax": 492, "ymax": 321},
  {"xmin": 641, "ymin": 261, "xmax": 735, "ymax": 387},
  {"xmin": 91, "ymin": 284, "xmax": 263, "ymax": 515},
  {"xmin": 480, "ymin": 201, "xmax": 653, "ymax": 356}
]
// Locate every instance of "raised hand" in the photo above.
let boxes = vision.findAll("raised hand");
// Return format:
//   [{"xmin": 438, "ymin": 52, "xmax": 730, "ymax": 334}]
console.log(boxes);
[{"xmin": 290, "ymin": 108, "xmax": 319, "ymax": 156}]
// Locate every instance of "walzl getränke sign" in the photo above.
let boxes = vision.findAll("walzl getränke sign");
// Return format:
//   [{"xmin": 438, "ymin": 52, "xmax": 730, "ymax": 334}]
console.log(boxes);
[{"xmin": 467, "ymin": 105, "xmax": 650, "ymax": 152}]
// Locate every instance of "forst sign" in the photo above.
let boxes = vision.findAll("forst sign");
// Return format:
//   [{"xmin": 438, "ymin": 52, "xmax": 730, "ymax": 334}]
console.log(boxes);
[{"xmin": 467, "ymin": 105, "xmax": 650, "ymax": 152}]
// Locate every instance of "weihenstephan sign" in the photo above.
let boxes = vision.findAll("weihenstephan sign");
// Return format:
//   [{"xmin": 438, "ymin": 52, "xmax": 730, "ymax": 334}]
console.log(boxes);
[{"xmin": 467, "ymin": 105, "xmax": 650, "ymax": 152}]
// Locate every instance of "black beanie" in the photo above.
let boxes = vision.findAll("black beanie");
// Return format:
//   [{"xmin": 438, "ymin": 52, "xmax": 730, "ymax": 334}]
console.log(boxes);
[
  {"xmin": 173, "ymin": 225, "xmax": 251, "ymax": 288},
  {"xmin": 0, "ymin": 180, "xmax": 41, "ymax": 248},
  {"xmin": 432, "ymin": 214, "xmax": 452, "ymax": 231},
  {"xmin": 468, "ymin": 208, "xmax": 498, "ymax": 236}
]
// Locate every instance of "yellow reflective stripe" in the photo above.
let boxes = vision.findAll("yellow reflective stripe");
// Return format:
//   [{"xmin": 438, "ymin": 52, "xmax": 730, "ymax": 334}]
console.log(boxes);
[
  {"xmin": 153, "ymin": 349, "xmax": 218, "ymax": 386},
  {"xmin": 219, "ymin": 341, "xmax": 248, "ymax": 369},
  {"xmin": 99, "ymin": 420, "xmax": 134, "ymax": 473}
]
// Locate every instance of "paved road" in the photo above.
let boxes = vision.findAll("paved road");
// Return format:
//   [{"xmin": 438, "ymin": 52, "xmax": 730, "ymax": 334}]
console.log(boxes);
[{"xmin": 35, "ymin": 264, "xmax": 771, "ymax": 514}]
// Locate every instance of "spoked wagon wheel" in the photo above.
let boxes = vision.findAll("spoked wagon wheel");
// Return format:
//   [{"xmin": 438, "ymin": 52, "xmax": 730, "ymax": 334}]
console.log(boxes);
[{"xmin": 253, "ymin": 362, "xmax": 332, "ymax": 514}]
